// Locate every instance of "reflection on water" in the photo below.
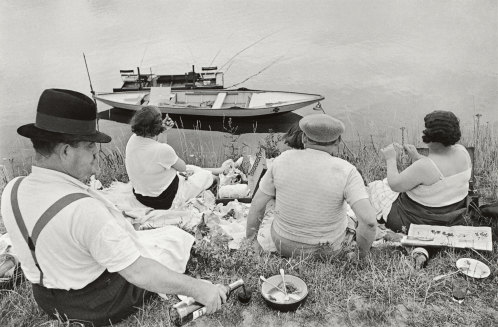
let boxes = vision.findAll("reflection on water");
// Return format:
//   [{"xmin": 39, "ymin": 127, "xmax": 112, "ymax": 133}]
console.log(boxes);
[{"xmin": 98, "ymin": 109, "xmax": 303, "ymax": 134}]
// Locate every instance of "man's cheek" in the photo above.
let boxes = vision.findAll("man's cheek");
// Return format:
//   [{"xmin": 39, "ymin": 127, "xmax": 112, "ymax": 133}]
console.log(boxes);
[{"xmin": 91, "ymin": 157, "xmax": 101, "ymax": 175}]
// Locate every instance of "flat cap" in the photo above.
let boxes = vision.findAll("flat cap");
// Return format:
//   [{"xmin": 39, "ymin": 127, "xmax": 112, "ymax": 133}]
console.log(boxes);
[{"xmin": 299, "ymin": 114, "xmax": 345, "ymax": 143}]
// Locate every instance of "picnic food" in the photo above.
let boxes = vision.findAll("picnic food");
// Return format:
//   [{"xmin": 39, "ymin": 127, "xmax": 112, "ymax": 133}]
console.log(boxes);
[{"xmin": 265, "ymin": 281, "xmax": 302, "ymax": 303}]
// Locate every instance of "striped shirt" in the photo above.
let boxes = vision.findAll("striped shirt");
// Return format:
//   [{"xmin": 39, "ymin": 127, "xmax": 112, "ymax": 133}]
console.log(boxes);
[{"xmin": 259, "ymin": 149, "xmax": 368, "ymax": 246}]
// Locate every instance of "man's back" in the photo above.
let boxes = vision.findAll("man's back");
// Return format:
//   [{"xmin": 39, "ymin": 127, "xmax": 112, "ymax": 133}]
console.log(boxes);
[{"xmin": 259, "ymin": 149, "xmax": 368, "ymax": 247}]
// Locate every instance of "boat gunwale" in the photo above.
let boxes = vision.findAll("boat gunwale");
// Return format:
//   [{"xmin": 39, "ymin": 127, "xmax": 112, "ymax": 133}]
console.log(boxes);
[{"xmin": 94, "ymin": 92, "xmax": 324, "ymax": 110}]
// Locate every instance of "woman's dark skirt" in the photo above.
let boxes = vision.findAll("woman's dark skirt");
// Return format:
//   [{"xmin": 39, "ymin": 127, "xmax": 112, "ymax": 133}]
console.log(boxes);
[
  {"xmin": 133, "ymin": 175, "xmax": 179, "ymax": 210},
  {"xmin": 386, "ymin": 192, "xmax": 467, "ymax": 233}
]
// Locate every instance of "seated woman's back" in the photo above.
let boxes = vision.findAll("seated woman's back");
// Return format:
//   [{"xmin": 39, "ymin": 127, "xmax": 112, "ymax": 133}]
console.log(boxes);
[
  {"xmin": 125, "ymin": 133, "xmax": 179, "ymax": 197},
  {"xmin": 426, "ymin": 144, "xmax": 471, "ymax": 178},
  {"xmin": 408, "ymin": 144, "xmax": 471, "ymax": 207}
]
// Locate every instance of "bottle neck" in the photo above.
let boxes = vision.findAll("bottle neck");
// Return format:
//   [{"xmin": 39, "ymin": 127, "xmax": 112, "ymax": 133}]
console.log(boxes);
[{"xmin": 227, "ymin": 279, "xmax": 244, "ymax": 292}]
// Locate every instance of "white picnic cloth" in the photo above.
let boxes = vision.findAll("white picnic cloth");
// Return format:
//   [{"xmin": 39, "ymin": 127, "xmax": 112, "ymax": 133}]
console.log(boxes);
[
  {"xmin": 96, "ymin": 180, "xmax": 276, "ymax": 251},
  {"xmin": 138, "ymin": 227, "xmax": 194, "ymax": 273},
  {"xmin": 0, "ymin": 233, "xmax": 18, "ymax": 280},
  {"xmin": 368, "ymin": 178, "xmax": 399, "ymax": 222}
]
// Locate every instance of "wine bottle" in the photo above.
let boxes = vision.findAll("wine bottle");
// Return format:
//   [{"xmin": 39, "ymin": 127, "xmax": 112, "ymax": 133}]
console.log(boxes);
[{"xmin": 170, "ymin": 279, "xmax": 245, "ymax": 326}]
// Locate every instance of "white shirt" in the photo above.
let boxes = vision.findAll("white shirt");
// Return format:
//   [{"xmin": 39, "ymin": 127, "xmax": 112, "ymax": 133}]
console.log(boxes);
[
  {"xmin": 1, "ymin": 166, "xmax": 141, "ymax": 290},
  {"xmin": 259, "ymin": 149, "xmax": 369, "ymax": 246},
  {"xmin": 125, "ymin": 134, "xmax": 179, "ymax": 197}
]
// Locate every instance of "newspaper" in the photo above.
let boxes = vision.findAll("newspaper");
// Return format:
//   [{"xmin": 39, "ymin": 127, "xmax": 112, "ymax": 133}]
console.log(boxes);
[{"xmin": 400, "ymin": 224, "xmax": 493, "ymax": 251}]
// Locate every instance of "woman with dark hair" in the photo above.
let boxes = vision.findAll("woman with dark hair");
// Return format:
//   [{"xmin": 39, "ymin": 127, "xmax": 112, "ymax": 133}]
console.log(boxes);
[
  {"xmin": 125, "ymin": 106, "xmax": 225, "ymax": 210},
  {"xmin": 283, "ymin": 123, "xmax": 304, "ymax": 150},
  {"xmin": 379, "ymin": 110, "xmax": 471, "ymax": 233}
]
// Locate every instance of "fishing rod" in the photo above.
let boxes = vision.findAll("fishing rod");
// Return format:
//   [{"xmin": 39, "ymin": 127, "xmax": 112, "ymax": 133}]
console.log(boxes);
[
  {"xmin": 209, "ymin": 32, "xmax": 235, "ymax": 66},
  {"xmin": 218, "ymin": 31, "xmax": 279, "ymax": 71},
  {"xmin": 140, "ymin": 43, "xmax": 149, "ymax": 67},
  {"xmin": 209, "ymin": 48, "xmax": 223, "ymax": 67},
  {"xmin": 83, "ymin": 52, "xmax": 95, "ymax": 96},
  {"xmin": 82, "ymin": 52, "xmax": 103, "ymax": 153},
  {"xmin": 226, "ymin": 56, "xmax": 283, "ymax": 88}
]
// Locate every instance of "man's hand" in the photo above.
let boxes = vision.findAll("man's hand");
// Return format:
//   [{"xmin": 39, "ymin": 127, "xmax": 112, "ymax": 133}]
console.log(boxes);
[
  {"xmin": 193, "ymin": 281, "xmax": 228, "ymax": 314},
  {"xmin": 351, "ymin": 199, "xmax": 377, "ymax": 258},
  {"xmin": 119, "ymin": 256, "xmax": 228, "ymax": 315}
]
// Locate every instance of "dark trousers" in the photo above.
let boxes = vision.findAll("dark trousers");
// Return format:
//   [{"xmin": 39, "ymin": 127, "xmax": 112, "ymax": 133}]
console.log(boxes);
[
  {"xmin": 133, "ymin": 175, "xmax": 179, "ymax": 210},
  {"xmin": 32, "ymin": 270, "xmax": 155, "ymax": 326}
]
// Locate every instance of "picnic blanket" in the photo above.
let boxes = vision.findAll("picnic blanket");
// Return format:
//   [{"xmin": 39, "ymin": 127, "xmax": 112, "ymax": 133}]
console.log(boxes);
[{"xmin": 98, "ymin": 181, "xmax": 275, "ymax": 251}]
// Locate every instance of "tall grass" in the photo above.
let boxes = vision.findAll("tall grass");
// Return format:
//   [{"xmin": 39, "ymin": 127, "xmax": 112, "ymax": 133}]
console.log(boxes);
[
  {"xmin": 0, "ymin": 117, "xmax": 497, "ymax": 327},
  {"xmin": 472, "ymin": 120, "xmax": 498, "ymax": 201},
  {"xmin": 172, "ymin": 118, "xmax": 227, "ymax": 168}
]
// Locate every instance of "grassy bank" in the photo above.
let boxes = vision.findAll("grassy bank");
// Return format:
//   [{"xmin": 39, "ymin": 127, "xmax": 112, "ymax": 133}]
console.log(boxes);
[{"xmin": 0, "ymin": 119, "xmax": 497, "ymax": 327}]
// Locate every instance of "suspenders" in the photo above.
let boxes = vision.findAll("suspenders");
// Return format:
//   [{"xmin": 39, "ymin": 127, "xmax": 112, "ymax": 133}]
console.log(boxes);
[{"xmin": 10, "ymin": 177, "xmax": 90, "ymax": 286}]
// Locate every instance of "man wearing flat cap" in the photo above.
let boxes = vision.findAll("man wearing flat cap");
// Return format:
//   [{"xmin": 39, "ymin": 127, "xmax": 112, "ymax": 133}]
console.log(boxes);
[
  {"xmin": 246, "ymin": 114, "xmax": 377, "ymax": 258},
  {"xmin": 0, "ymin": 89, "xmax": 227, "ymax": 326}
]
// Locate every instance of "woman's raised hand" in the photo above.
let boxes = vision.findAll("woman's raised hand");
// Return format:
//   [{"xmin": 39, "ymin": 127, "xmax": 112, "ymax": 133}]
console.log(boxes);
[
  {"xmin": 162, "ymin": 114, "xmax": 175, "ymax": 130},
  {"xmin": 380, "ymin": 143, "xmax": 401, "ymax": 161},
  {"xmin": 403, "ymin": 144, "xmax": 421, "ymax": 161}
]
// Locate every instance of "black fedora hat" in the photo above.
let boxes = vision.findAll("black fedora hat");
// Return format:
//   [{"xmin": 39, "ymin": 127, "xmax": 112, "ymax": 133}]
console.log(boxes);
[{"xmin": 17, "ymin": 89, "xmax": 111, "ymax": 143}]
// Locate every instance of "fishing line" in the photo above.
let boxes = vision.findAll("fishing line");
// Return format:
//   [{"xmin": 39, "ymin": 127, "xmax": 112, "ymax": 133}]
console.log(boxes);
[
  {"xmin": 210, "ymin": 32, "xmax": 234, "ymax": 66},
  {"xmin": 140, "ymin": 30, "xmax": 153, "ymax": 67},
  {"xmin": 210, "ymin": 48, "xmax": 223, "ymax": 67},
  {"xmin": 224, "ymin": 60, "xmax": 237, "ymax": 75},
  {"xmin": 140, "ymin": 43, "xmax": 149, "ymax": 67},
  {"xmin": 226, "ymin": 56, "xmax": 283, "ymax": 88},
  {"xmin": 218, "ymin": 31, "xmax": 279, "ymax": 71},
  {"xmin": 82, "ymin": 53, "xmax": 102, "ymax": 154}
]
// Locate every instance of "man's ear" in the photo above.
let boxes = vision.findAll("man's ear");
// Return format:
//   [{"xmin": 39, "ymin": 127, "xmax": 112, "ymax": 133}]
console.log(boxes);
[{"xmin": 57, "ymin": 143, "xmax": 71, "ymax": 160}]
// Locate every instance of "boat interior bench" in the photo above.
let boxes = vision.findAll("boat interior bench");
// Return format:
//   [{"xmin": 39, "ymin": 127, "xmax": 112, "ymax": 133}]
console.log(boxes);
[{"xmin": 212, "ymin": 92, "xmax": 227, "ymax": 109}]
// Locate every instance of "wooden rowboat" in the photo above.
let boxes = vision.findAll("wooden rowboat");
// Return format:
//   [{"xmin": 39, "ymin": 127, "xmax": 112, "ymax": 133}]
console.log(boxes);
[{"xmin": 94, "ymin": 88, "xmax": 324, "ymax": 117}]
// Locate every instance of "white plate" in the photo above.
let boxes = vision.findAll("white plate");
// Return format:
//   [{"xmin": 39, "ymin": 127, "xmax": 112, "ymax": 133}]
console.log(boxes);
[{"xmin": 456, "ymin": 258, "xmax": 490, "ymax": 279}]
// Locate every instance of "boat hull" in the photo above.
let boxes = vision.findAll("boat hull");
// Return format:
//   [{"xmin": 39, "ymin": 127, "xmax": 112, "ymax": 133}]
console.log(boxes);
[{"xmin": 94, "ymin": 90, "xmax": 324, "ymax": 117}]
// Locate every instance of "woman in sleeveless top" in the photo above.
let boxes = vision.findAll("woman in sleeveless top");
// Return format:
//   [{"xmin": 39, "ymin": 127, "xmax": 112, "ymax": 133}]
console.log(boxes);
[{"xmin": 380, "ymin": 110, "xmax": 471, "ymax": 233}]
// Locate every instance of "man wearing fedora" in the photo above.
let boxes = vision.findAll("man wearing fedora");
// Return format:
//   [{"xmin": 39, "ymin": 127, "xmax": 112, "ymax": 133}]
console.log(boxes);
[
  {"xmin": 0, "ymin": 89, "xmax": 227, "ymax": 326},
  {"xmin": 246, "ymin": 114, "xmax": 377, "ymax": 258}
]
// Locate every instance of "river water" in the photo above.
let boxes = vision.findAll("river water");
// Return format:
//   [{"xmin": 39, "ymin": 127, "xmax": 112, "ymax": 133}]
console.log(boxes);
[{"xmin": 0, "ymin": 0, "xmax": 496, "ymax": 160}]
